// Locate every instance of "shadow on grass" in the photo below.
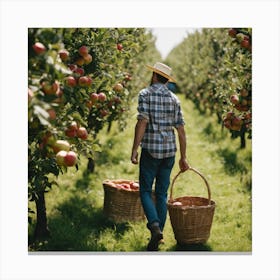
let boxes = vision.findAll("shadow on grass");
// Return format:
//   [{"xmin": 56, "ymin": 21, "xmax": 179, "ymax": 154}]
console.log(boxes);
[
  {"xmin": 217, "ymin": 147, "xmax": 248, "ymax": 175},
  {"xmin": 28, "ymin": 171, "xmax": 132, "ymax": 251},
  {"xmin": 168, "ymin": 242, "xmax": 212, "ymax": 251}
]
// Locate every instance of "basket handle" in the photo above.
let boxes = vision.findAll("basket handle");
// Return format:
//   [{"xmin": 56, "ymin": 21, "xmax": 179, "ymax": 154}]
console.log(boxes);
[{"xmin": 169, "ymin": 167, "xmax": 211, "ymax": 205}]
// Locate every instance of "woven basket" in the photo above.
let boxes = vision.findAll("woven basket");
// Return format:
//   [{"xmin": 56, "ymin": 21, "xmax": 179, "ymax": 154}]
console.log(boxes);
[
  {"xmin": 167, "ymin": 167, "xmax": 216, "ymax": 244},
  {"xmin": 103, "ymin": 179, "xmax": 145, "ymax": 223}
]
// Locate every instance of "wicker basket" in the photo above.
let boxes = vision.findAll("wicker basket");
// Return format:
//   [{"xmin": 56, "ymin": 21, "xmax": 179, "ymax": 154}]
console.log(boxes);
[
  {"xmin": 103, "ymin": 179, "xmax": 145, "ymax": 223},
  {"xmin": 167, "ymin": 167, "xmax": 216, "ymax": 244}
]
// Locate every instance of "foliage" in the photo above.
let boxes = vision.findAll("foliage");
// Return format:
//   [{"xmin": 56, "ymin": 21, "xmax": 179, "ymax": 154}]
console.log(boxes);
[
  {"xmin": 166, "ymin": 28, "xmax": 252, "ymax": 148},
  {"xmin": 28, "ymin": 28, "xmax": 161, "ymax": 237}
]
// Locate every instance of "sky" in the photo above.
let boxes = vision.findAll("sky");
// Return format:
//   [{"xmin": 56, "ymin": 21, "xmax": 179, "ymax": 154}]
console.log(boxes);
[{"xmin": 150, "ymin": 28, "xmax": 199, "ymax": 59}]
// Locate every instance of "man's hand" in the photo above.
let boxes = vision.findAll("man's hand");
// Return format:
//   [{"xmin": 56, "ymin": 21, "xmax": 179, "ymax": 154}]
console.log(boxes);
[
  {"xmin": 179, "ymin": 157, "xmax": 190, "ymax": 172},
  {"xmin": 131, "ymin": 149, "xmax": 139, "ymax": 164}
]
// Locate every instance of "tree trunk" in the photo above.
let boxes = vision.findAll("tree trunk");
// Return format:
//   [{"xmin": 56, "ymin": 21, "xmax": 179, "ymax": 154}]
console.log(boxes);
[
  {"xmin": 34, "ymin": 191, "xmax": 50, "ymax": 239},
  {"xmin": 87, "ymin": 157, "xmax": 95, "ymax": 173},
  {"xmin": 240, "ymin": 126, "xmax": 246, "ymax": 149}
]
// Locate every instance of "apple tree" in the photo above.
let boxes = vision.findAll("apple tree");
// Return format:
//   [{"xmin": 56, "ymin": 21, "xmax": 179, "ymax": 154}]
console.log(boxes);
[{"xmin": 28, "ymin": 28, "xmax": 161, "ymax": 239}]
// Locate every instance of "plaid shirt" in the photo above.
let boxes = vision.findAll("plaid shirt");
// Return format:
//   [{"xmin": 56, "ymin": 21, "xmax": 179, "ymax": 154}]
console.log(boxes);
[{"xmin": 137, "ymin": 83, "xmax": 185, "ymax": 159}]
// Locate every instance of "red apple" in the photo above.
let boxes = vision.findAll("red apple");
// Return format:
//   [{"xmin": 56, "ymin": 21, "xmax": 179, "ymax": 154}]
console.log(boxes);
[
  {"xmin": 100, "ymin": 109, "xmax": 108, "ymax": 117},
  {"xmin": 113, "ymin": 83, "xmax": 123, "ymax": 93},
  {"xmin": 117, "ymin": 43, "xmax": 123, "ymax": 51},
  {"xmin": 65, "ymin": 76, "xmax": 77, "ymax": 87},
  {"xmin": 41, "ymin": 81, "xmax": 59, "ymax": 95},
  {"xmin": 77, "ymin": 127, "xmax": 88, "ymax": 140},
  {"xmin": 59, "ymin": 49, "xmax": 69, "ymax": 61},
  {"xmin": 90, "ymin": 93, "xmax": 99, "ymax": 103},
  {"xmin": 68, "ymin": 64, "xmax": 78, "ymax": 71},
  {"xmin": 230, "ymin": 94, "xmax": 239, "ymax": 105},
  {"xmin": 98, "ymin": 92, "xmax": 107, "ymax": 101},
  {"xmin": 32, "ymin": 42, "xmax": 46, "ymax": 55},
  {"xmin": 74, "ymin": 67, "xmax": 85, "ymax": 76},
  {"xmin": 78, "ymin": 76, "xmax": 89, "ymax": 87},
  {"xmin": 241, "ymin": 39, "xmax": 250, "ymax": 49},
  {"xmin": 64, "ymin": 151, "xmax": 77, "ymax": 167},
  {"xmin": 65, "ymin": 128, "xmax": 77, "ymax": 138},
  {"xmin": 69, "ymin": 121, "xmax": 78, "ymax": 131},
  {"xmin": 228, "ymin": 28, "xmax": 237, "ymax": 38},
  {"xmin": 86, "ymin": 76, "xmax": 93, "ymax": 86},
  {"xmin": 78, "ymin": 45, "xmax": 88, "ymax": 57},
  {"xmin": 47, "ymin": 109, "xmax": 56, "ymax": 120},
  {"xmin": 56, "ymin": 150, "xmax": 68, "ymax": 166}
]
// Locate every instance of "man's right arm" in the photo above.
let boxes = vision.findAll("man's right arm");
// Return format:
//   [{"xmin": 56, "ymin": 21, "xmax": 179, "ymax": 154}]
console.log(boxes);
[{"xmin": 176, "ymin": 125, "xmax": 190, "ymax": 172}]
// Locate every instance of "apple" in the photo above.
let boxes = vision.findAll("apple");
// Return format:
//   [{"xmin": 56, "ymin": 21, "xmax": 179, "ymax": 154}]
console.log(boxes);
[
  {"xmin": 241, "ymin": 39, "xmax": 250, "ymax": 49},
  {"xmin": 64, "ymin": 151, "xmax": 77, "ymax": 167},
  {"xmin": 86, "ymin": 100, "xmax": 93, "ymax": 109},
  {"xmin": 226, "ymin": 111, "xmax": 234, "ymax": 119},
  {"xmin": 100, "ymin": 109, "xmax": 108, "ymax": 117},
  {"xmin": 47, "ymin": 109, "xmax": 56, "ymax": 120},
  {"xmin": 240, "ymin": 89, "xmax": 249, "ymax": 97},
  {"xmin": 86, "ymin": 76, "xmax": 93, "ymax": 86},
  {"xmin": 77, "ymin": 127, "xmax": 88, "ymax": 140},
  {"xmin": 230, "ymin": 94, "xmax": 239, "ymax": 105},
  {"xmin": 52, "ymin": 140, "xmax": 70, "ymax": 153},
  {"xmin": 74, "ymin": 67, "xmax": 85, "ymax": 76},
  {"xmin": 78, "ymin": 45, "xmax": 88, "ymax": 57},
  {"xmin": 117, "ymin": 43, "xmax": 123, "ymax": 51},
  {"xmin": 90, "ymin": 93, "xmax": 99, "ymax": 103},
  {"xmin": 113, "ymin": 96, "xmax": 121, "ymax": 104},
  {"xmin": 78, "ymin": 76, "xmax": 89, "ymax": 87},
  {"xmin": 65, "ymin": 76, "xmax": 77, "ymax": 87},
  {"xmin": 113, "ymin": 83, "xmax": 123, "ymax": 93},
  {"xmin": 173, "ymin": 201, "xmax": 182, "ymax": 206},
  {"xmin": 232, "ymin": 116, "xmax": 243, "ymax": 127},
  {"xmin": 98, "ymin": 92, "xmax": 107, "ymax": 101},
  {"xmin": 236, "ymin": 33, "xmax": 245, "ymax": 43},
  {"xmin": 65, "ymin": 128, "xmax": 77, "ymax": 138},
  {"xmin": 69, "ymin": 121, "xmax": 78, "ymax": 131},
  {"xmin": 68, "ymin": 64, "xmax": 77, "ymax": 71},
  {"xmin": 56, "ymin": 150, "xmax": 68, "ymax": 166},
  {"xmin": 59, "ymin": 49, "xmax": 69, "ymax": 61},
  {"xmin": 76, "ymin": 57, "xmax": 85, "ymax": 66},
  {"xmin": 228, "ymin": 28, "xmax": 237, "ymax": 38},
  {"xmin": 223, "ymin": 119, "xmax": 232, "ymax": 129},
  {"xmin": 83, "ymin": 53, "xmax": 92, "ymax": 64},
  {"xmin": 121, "ymin": 183, "xmax": 130, "ymax": 190},
  {"xmin": 41, "ymin": 81, "xmax": 59, "ymax": 95},
  {"xmin": 32, "ymin": 42, "xmax": 46, "ymax": 55}
]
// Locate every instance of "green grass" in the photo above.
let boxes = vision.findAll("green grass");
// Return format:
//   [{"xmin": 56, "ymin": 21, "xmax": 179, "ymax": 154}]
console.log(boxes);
[{"xmin": 28, "ymin": 96, "xmax": 252, "ymax": 252}]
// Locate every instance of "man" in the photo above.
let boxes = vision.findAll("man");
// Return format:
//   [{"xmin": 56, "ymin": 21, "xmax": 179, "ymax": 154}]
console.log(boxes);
[{"xmin": 131, "ymin": 62, "xmax": 190, "ymax": 251}]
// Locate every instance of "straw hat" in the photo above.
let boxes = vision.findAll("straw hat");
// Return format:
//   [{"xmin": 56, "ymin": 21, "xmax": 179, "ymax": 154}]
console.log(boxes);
[{"xmin": 146, "ymin": 62, "xmax": 176, "ymax": 82}]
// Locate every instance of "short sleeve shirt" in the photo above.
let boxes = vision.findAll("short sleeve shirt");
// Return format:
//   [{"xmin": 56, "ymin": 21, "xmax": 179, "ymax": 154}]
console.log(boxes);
[{"xmin": 137, "ymin": 83, "xmax": 185, "ymax": 159}]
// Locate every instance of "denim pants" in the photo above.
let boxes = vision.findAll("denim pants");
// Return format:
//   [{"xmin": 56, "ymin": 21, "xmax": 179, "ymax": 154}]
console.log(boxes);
[{"xmin": 139, "ymin": 149, "xmax": 175, "ymax": 231}]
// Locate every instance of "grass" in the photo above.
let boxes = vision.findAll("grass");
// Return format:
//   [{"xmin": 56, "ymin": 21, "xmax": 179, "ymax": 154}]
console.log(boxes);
[{"xmin": 28, "ymin": 95, "xmax": 252, "ymax": 252}]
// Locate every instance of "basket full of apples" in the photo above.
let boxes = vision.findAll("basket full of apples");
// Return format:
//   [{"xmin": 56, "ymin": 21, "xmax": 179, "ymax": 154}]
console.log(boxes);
[{"xmin": 102, "ymin": 179, "xmax": 145, "ymax": 223}]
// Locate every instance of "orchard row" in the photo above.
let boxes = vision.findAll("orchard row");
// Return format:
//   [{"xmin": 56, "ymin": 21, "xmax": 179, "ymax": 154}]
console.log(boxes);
[{"xmin": 166, "ymin": 28, "xmax": 252, "ymax": 148}]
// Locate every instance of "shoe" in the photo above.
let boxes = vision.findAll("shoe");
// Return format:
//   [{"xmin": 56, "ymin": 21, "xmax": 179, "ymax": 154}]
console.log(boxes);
[{"xmin": 147, "ymin": 224, "xmax": 163, "ymax": 251}]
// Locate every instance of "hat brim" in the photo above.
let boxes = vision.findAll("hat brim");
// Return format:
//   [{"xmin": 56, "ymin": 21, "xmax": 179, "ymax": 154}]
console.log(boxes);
[{"xmin": 146, "ymin": 65, "xmax": 176, "ymax": 83}]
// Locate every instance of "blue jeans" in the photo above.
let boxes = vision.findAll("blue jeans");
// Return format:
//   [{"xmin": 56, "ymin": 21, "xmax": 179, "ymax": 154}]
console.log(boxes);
[{"xmin": 139, "ymin": 149, "xmax": 175, "ymax": 231}]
